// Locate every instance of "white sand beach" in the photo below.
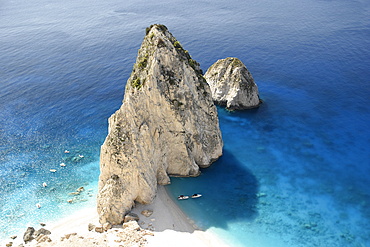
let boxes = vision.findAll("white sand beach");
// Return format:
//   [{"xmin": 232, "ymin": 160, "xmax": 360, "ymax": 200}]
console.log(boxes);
[
  {"xmin": 7, "ymin": 185, "xmax": 228, "ymax": 247},
  {"xmin": 132, "ymin": 186, "xmax": 229, "ymax": 247}
]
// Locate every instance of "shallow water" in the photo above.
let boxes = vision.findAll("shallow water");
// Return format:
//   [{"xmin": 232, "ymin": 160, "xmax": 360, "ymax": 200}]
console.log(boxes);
[{"xmin": 1, "ymin": 0, "xmax": 369, "ymax": 245}]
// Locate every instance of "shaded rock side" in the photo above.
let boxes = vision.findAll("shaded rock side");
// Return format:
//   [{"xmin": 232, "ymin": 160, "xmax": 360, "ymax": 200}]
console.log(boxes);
[
  {"xmin": 97, "ymin": 24, "xmax": 223, "ymax": 225},
  {"xmin": 204, "ymin": 57, "xmax": 261, "ymax": 110}
]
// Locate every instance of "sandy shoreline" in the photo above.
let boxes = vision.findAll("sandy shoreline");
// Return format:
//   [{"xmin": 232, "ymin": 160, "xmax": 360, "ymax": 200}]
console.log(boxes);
[
  {"xmin": 6, "ymin": 185, "xmax": 228, "ymax": 247},
  {"xmin": 133, "ymin": 186, "xmax": 229, "ymax": 247}
]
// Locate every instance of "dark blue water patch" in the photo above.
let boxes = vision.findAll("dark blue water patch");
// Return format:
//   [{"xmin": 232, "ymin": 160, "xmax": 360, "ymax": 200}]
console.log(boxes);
[
  {"xmin": 167, "ymin": 150, "xmax": 259, "ymax": 230},
  {"xmin": 208, "ymin": 93, "xmax": 369, "ymax": 246},
  {"xmin": 221, "ymin": 120, "xmax": 365, "ymax": 246}
]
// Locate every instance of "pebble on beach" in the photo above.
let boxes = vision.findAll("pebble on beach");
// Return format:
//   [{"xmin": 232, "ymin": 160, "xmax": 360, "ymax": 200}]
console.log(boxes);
[
  {"xmin": 63, "ymin": 232, "xmax": 77, "ymax": 240},
  {"xmin": 102, "ymin": 222, "xmax": 112, "ymax": 231},
  {"xmin": 141, "ymin": 210, "xmax": 153, "ymax": 217},
  {"xmin": 88, "ymin": 223, "xmax": 95, "ymax": 231},
  {"xmin": 95, "ymin": 226, "xmax": 104, "ymax": 233}
]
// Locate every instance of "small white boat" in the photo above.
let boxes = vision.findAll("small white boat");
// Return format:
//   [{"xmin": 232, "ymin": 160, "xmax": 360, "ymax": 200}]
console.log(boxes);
[
  {"xmin": 177, "ymin": 195, "xmax": 189, "ymax": 200},
  {"xmin": 191, "ymin": 194, "xmax": 202, "ymax": 198}
]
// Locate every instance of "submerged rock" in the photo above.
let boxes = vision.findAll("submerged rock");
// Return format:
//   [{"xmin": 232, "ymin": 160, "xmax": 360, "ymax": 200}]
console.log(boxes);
[
  {"xmin": 97, "ymin": 24, "xmax": 223, "ymax": 224},
  {"xmin": 204, "ymin": 57, "xmax": 261, "ymax": 110},
  {"xmin": 141, "ymin": 209, "xmax": 153, "ymax": 217},
  {"xmin": 76, "ymin": 186, "xmax": 84, "ymax": 192}
]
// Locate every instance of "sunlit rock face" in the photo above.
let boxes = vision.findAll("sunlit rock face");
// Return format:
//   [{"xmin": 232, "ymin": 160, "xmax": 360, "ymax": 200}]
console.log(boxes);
[
  {"xmin": 204, "ymin": 57, "xmax": 261, "ymax": 110},
  {"xmin": 97, "ymin": 24, "xmax": 223, "ymax": 225}
]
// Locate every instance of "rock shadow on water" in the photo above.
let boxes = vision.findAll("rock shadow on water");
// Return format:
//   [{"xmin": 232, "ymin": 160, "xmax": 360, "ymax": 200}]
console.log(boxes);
[{"xmin": 168, "ymin": 150, "xmax": 259, "ymax": 230}]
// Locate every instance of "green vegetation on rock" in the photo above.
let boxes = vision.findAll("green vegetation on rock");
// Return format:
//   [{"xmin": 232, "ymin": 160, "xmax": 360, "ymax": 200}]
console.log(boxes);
[
  {"xmin": 231, "ymin": 57, "xmax": 243, "ymax": 67},
  {"xmin": 189, "ymin": 59, "xmax": 197, "ymax": 70},
  {"xmin": 146, "ymin": 24, "xmax": 168, "ymax": 35},
  {"xmin": 157, "ymin": 38, "xmax": 166, "ymax": 48},
  {"xmin": 174, "ymin": 41, "xmax": 182, "ymax": 49},
  {"xmin": 131, "ymin": 78, "xmax": 142, "ymax": 89},
  {"xmin": 138, "ymin": 55, "xmax": 148, "ymax": 69},
  {"xmin": 171, "ymin": 40, "xmax": 202, "ymax": 75}
]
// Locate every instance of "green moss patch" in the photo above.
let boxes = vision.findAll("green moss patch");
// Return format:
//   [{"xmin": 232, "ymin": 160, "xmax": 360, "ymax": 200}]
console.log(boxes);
[
  {"xmin": 146, "ymin": 24, "xmax": 168, "ymax": 35},
  {"xmin": 138, "ymin": 55, "xmax": 148, "ymax": 69},
  {"xmin": 131, "ymin": 78, "xmax": 142, "ymax": 89}
]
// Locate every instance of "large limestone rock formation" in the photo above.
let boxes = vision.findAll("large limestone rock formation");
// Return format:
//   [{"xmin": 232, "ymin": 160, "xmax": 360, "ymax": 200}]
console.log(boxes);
[
  {"xmin": 204, "ymin": 57, "xmax": 261, "ymax": 110},
  {"xmin": 97, "ymin": 24, "xmax": 223, "ymax": 225}
]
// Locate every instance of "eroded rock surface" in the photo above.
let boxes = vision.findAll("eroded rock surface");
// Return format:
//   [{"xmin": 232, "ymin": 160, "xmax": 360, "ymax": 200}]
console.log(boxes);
[
  {"xmin": 204, "ymin": 57, "xmax": 261, "ymax": 110},
  {"xmin": 97, "ymin": 24, "xmax": 223, "ymax": 225}
]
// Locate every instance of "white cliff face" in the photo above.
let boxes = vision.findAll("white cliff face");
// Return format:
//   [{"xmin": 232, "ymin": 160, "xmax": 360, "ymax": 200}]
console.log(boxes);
[
  {"xmin": 97, "ymin": 25, "xmax": 223, "ymax": 225},
  {"xmin": 204, "ymin": 57, "xmax": 261, "ymax": 110}
]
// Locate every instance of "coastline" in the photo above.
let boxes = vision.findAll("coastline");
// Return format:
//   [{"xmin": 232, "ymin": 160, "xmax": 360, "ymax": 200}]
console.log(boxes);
[
  {"xmin": 7, "ymin": 185, "xmax": 228, "ymax": 247},
  {"xmin": 134, "ymin": 185, "xmax": 230, "ymax": 247}
]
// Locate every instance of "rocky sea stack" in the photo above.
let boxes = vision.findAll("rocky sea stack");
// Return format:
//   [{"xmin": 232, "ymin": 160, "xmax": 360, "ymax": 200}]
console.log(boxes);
[
  {"xmin": 204, "ymin": 57, "xmax": 261, "ymax": 110},
  {"xmin": 97, "ymin": 24, "xmax": 223, "ymax": 225}
]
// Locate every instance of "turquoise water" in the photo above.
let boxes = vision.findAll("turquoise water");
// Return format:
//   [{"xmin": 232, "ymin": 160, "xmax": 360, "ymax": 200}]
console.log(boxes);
[{"xmin": 1, "ymin": 0, "xmax": 369, "ymax": 246}]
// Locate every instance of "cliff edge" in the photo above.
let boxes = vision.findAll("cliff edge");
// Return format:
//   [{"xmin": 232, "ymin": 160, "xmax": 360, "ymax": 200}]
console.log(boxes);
[
  {"xmin": 204, "ymin": 57, "xmax": 261, "ymax": 110},
  {"xmin": 97, "ymin": 24, "xmax": 223, "ymax": 225}
]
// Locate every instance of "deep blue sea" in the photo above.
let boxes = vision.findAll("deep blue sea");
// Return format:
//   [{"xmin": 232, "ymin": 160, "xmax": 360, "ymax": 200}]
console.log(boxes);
[{"xmin": 1, "ymin": 0, "xmax": 369, "ymax": 246}]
